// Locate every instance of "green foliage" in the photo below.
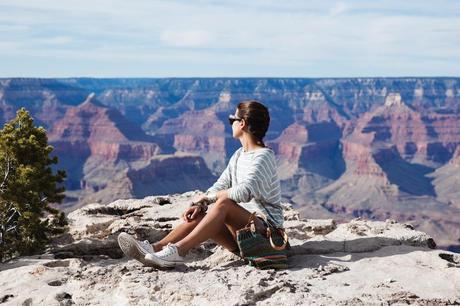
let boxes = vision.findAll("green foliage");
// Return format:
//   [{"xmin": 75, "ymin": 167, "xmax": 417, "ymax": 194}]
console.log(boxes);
[{"xmin": 0, "ymin": 108, "xmax": 67, "ymax": 261}]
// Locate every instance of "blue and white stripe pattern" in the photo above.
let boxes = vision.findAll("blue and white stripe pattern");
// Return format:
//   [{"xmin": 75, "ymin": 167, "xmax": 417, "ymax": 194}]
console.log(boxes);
[{"xmin": 207, "ymin": 147, "xmax": 284, "ymax": 227}]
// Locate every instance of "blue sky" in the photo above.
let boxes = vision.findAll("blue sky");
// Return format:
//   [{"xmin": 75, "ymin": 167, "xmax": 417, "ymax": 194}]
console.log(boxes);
[{"xmin": 0, "ymin": 0, "xmax": 459, "ymax": 77}]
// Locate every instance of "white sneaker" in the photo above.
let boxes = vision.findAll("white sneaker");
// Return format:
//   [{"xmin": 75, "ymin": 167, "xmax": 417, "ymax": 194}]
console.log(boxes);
[
  {"xmin": 117, "ymin": 232, "xmax": 157, "ymax": 267},
  {"xmin": 144, "ymin": 243, "xmax": 185, "ymax": 268}
]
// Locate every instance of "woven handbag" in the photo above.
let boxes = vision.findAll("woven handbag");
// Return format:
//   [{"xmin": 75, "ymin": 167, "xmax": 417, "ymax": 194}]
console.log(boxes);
[{"xmin": 236, "ymin": 212, "xmax": 289, "ymax": 269}]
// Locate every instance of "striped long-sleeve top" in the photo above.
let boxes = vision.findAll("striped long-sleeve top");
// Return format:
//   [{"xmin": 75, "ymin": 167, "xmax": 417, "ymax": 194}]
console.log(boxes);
[{"xmin": 206, "ymin": 147, "xmax": 284, "ymax": 227}]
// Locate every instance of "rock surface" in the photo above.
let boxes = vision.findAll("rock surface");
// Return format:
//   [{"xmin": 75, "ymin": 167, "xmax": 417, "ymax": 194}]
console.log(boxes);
[{"xmin": 1, "ymin": 192, "xmax": 459, "ymax": 305}]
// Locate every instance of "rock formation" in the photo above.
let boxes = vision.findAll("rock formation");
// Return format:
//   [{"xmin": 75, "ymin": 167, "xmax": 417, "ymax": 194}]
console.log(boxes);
[
  {"xmin": 0, "ymin": 192, "xmax": 458, "ymax": 305},
  {"xmin": 47, "ymin": 93, "xmax": 215, "ymax": 210},
  {"xmin": 1, "ymin": 77, "xmax": 460, "ymax": 251},
  {"xmin": 155, "ymin": 108, "xmax": 228, "ymax": 173}
]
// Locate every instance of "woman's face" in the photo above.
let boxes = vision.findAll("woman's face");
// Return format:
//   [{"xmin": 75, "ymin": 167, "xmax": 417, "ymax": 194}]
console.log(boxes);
[{"xmin": 231, "ymin": 109, "xmax": 244, "ymax": 139}]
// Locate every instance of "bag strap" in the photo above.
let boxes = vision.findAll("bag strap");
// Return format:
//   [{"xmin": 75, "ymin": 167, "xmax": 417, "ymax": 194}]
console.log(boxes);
[
  {"xmin": 243, "ymin": 212, "xmax": 257, "ymax": 228},
  {"xmin": 241, "ymin": 212, "xmax": 289, "ymax": 251},
  {"xmin": 267, "ymin": 227, "xmax": 289, "ymax": 250}
]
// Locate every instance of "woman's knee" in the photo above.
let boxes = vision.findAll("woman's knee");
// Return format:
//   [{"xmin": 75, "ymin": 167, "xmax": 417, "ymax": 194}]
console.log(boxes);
[{"xmin": 213, "ymin": 198, "xmax": 236, "ymax": 210}]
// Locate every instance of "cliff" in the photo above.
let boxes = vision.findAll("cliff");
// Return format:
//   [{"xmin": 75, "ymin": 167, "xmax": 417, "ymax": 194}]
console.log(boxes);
[
  {"xmin": 0, "ymin": 192, "xmax": 458, "ymax": 305},
  {"xmin": 1, "ymin": 77, "xmax": 460, "ymax": 250},
  {"xmin": 46, "ymin": 93, "xmax": 215, "ymax": 209}
]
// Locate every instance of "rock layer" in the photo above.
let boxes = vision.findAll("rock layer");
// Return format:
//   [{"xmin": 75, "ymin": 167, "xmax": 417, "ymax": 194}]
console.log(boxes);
[{"xmin": 2, "ymin": 78, "xmax": 460, "ymax": 250}]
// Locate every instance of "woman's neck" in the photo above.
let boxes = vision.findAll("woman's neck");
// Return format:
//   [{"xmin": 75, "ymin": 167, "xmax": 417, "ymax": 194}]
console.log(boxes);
[{"xmin": 240, "ymin": 134, "xmax": 263, "ymax": 152}]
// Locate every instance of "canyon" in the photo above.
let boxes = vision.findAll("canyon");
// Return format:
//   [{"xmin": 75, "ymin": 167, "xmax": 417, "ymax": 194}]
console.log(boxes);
[{"xmin": 0, "ymin": 77, "xmax": 459, "ymax": 251}]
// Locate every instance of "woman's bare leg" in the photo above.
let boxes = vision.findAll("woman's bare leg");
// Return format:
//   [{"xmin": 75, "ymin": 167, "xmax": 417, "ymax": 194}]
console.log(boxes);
[
  {"xmin": 175, "ymin": 198, "xmax": 252, "ymax": 256},
  {"xmin": 153, "ymin": 212, "xmax": 238, "ymax": 252}
]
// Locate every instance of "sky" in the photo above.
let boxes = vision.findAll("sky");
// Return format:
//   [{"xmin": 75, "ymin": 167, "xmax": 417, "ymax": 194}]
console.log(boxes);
[{"xmin": 0, "ymin": 0, "xmax": 459, "ymax": 78}]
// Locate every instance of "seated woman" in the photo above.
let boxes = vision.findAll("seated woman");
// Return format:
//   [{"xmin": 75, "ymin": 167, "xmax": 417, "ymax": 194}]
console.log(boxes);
[{"xmin": 118, "ymin": 100, "xmax": 283, "ymax": 268}]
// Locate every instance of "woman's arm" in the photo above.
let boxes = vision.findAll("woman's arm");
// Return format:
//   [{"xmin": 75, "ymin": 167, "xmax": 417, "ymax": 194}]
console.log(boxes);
[
  {"xmin": 206, "ymin": 151, "xmax": 239, "ymax": 194},
  {"xmin": 216, "ymin": 189, "xmax": 229, "ymax": 200},
  {"xmin": 206, "ymin": 163, "xmax": 232, "ymax": 194},
  {"xmin": 226, "ymin": 153, "xmax": 274, "ymax": 203}
]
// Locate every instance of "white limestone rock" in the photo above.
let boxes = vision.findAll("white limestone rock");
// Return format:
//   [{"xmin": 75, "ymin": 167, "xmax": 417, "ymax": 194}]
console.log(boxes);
[{"xmin": 0, "ymin": 192, "xmax": 458, "ymax": 306}]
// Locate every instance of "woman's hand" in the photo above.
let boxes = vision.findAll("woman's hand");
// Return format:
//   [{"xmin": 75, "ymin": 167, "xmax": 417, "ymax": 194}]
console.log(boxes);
[{"xmin": 182, "ymin": 206, "xmax": 202, "ymax": 222}]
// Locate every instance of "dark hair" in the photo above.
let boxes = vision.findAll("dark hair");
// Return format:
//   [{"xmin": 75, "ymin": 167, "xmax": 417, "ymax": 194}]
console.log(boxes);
[{"xmin": 236, "ymin": 100, "xmax": 270, "ymax": 147}]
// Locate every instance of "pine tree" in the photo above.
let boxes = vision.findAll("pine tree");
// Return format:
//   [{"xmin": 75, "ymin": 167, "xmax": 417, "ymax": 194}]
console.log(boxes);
[{"xmin": 0, "ymin": 108, "xmax": 67, "ymax": 261}]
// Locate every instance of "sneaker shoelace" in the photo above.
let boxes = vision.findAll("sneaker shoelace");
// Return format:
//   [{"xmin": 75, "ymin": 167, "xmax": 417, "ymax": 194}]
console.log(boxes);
[
  {"xmin": 139, "ymin": 240, "xmax": 153, "ymax": 253},
  {"xmin": 159, "ymin": 243, "xmax": 177, "ymax": 258}
]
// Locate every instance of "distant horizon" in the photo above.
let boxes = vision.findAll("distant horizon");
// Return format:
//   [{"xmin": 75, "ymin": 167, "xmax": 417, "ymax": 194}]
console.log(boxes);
[
  {"xmin": 1, "ymin": 76, "xmax": 460, "ymax": 80},
  {"xmin": 1, "ymin": 0, "xmax": 459, "ymax": 77}
]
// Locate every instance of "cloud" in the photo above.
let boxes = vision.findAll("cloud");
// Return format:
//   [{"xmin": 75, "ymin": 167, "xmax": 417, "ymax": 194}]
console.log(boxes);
[
  {"xmin": 329, "ymin": 2, "xmax": 347, "ymax": 17},
  {"xmin": 160, "ymin": 30, "xmax": 212, "ymax": 47},
  {"xmin": 39, "ymin": 36, "xmax": 73, "ymax": 45},
  {"xmin": 0, "ymin": 0, "xmax": 459, "ymax": 77}
]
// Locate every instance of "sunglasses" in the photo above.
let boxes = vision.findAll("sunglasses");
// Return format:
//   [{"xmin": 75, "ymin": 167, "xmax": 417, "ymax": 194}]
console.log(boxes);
[{"xmin": 228, "ymin": 114, "xmax": 243, "ymax": 125}]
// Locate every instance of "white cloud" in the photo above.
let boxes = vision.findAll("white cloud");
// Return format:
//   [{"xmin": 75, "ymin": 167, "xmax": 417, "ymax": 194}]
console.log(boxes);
[
  {"xmin": 160, "ymin": 30, "xmax": 212, "ymax": 47},
  {"xmin": 39, "ymin": 36, "xmax": 73, "ymax": 45},
  {"xmin": 329, "ymin": 2, "xmax": 347, "ymax": 17},
  {"xmin": 0, "ymin": 41, "xmax": 22, "ymax": 51},
  {"xmin": 0, "ymin": 0, "xmax": 458, "ymax": 77}
]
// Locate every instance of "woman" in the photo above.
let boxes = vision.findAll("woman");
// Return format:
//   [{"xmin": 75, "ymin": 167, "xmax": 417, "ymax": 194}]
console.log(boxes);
[{"xmin": 118, "ymin": 100, "xmax": 283, "ymax": 268}]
